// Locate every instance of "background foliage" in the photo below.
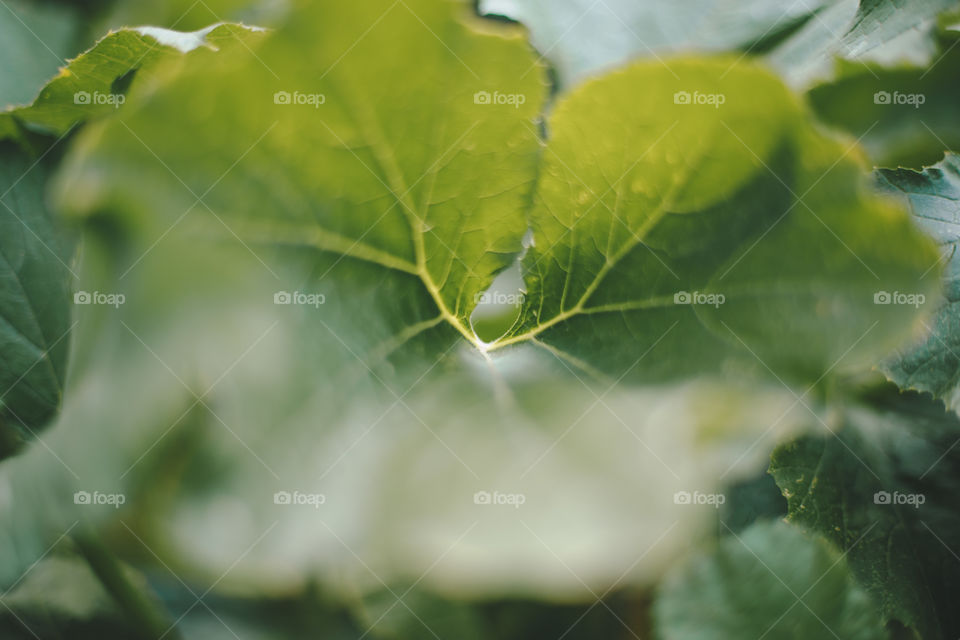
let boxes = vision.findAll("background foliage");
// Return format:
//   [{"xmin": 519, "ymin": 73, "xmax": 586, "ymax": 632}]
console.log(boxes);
[{"xmin": 2, "ymin": 0, "xmax": 960, "ymax": 638}]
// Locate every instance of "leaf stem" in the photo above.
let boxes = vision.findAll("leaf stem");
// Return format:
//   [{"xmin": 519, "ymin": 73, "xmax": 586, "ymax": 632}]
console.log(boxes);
[{"xmin": 74, "ymin": 526, "xmax": 181, "ymax": 640}]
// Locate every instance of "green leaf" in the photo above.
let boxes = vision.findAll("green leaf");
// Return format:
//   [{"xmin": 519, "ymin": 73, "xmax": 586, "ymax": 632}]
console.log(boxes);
[
  {"xmin": 55, "ymin": 44, "xmax": 939, "ymax": 383},
  {"xmin": 55, "ymin": 1, "xmax": 546, "ymax": 348},
  {"xmin": 0, "ymin": 141, "xmax": 74, "ymax": 452},
  {"xmin": 1, "ymin": 24, "xmax": 266, "ymax": 140},
  {"xmin": 490, "ymin": 57, "xmax": 939, "ymax": 383},
  {"xmin": 876, "ymin": 153, "xmax": 960, "ymax": 408},
  {"xmin": 13, "ymin": 0, "xmax": 940, "ymax": 605},
  {"xmin": 654, "ymin": 520, "xmax": 887, "ymax": 640},
  {"xmin": 769, "ymin": 391, "xmax": 960, "ymax": 638},
  {"xmin": 807, "ymin": 28, "xmax": 960, "ymax": 168}
]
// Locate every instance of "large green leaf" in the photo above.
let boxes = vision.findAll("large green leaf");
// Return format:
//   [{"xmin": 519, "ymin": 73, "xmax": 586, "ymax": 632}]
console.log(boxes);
[
  {"xmin": 876, "ymin": 153, "xmax": 960, "ymax": 408},
  {"xmin": 654, "ymin": 520, "xmax": 887, "ymax": 640},
  {"xmin": 488, "ymin": 57, "xmax": 939, "ymax": 382},
  {"xmin": 0, "ymin": 142, "xmax": 73, "ymax": 454},
  {"xmin": 54, "ymin": 45, "xmax": 939, "ymax": 383},
  {"xmin": 769, "ymin": 391, "xmax": 960, "ymax": 638},
  {"xmin": 56, "ymin": 0, "xmax": 545, "ymax": 347}
]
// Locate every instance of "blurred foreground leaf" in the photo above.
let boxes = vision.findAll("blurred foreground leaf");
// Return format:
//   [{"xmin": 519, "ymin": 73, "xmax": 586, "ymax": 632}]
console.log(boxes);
[
  {"xmin": 808, "ymin": 27, "xmax": 960, "ymax": 168},
  {"xmin": 654, "ymin": 520, "xmax": 887, "ymax": 640},
  {"xmin": 0, "ymin": 553, "xmax": 128, "ymax": 639},
  {"xmin": 0, "ymin": 142, "xmax": 73, "ymax": 453}
]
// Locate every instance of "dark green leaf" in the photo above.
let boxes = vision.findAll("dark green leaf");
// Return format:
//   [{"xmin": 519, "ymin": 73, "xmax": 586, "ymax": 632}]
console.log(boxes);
[
  {"xmin": 769, "ymin": 391, "xmax": 960, "ymax": 638},
  {"xmin": 876, "ymin": 153, "xmax": 960, "ymax": 408},
  {"xmin": 808, "ymin": 29, "xmax": 960, "ymax": 168},
  {"xmin": 0, "ymin": 141, "xmax": 74, "ymax": 452},
  {"xmin": 654, "ymin": 520, "xmax": 887, "ymax": 640}
]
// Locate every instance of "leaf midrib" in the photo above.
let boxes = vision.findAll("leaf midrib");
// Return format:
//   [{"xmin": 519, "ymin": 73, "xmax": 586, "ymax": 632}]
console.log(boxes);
[{"xmin": 486, "ymin": 130, "xmax": 714, "ymax": 351}]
